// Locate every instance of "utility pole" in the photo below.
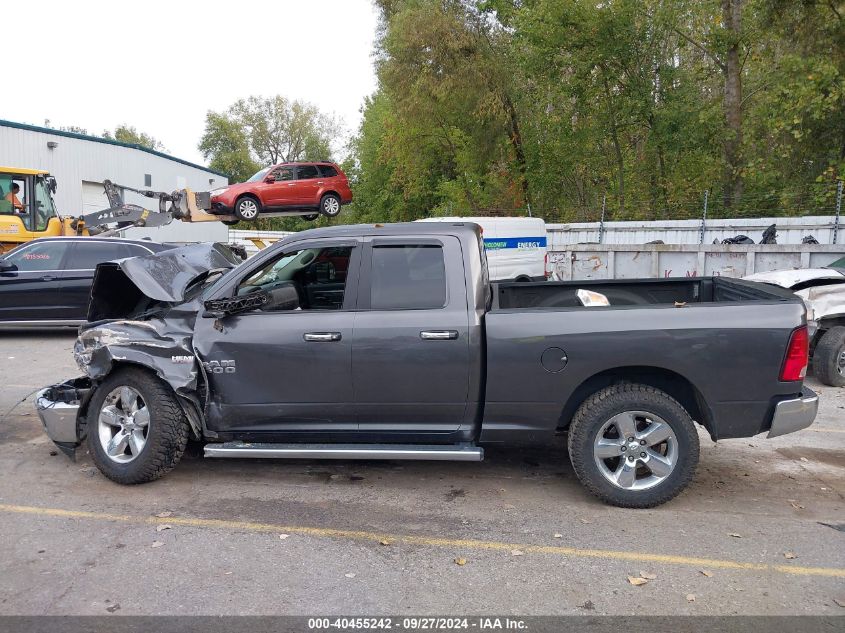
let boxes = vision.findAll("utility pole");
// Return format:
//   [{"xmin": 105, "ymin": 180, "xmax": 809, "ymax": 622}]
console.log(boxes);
[
  {"xmin": 699, "ymin": 190, "xmax": 709, "ymax": 245},
  {"xmin": 834, "ymin": 180, "xmax": 843, "ymax": 245},
  {"xmin": 598, "ymin": 195, "xmax": 607, "ymax": 244}
]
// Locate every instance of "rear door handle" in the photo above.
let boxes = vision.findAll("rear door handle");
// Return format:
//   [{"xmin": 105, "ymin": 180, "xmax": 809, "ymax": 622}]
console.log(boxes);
[
  {"xmin": 420, "ymin": 330, "xmax": 458, "ymax": 340},
  {"xmin": 304, "ymin": 332, "xmax": 342, "ymax": 342},
  {"xmin": 41, "ymin": 275, "xmax": 56, "ymax": 281}
]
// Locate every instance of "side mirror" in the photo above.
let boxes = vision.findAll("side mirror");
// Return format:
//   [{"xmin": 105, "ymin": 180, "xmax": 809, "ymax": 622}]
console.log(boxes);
[
  {"xmin": 264, "ymin": 175, "xmax": 276, "ymax": 184},
  {"xmin": 0, "ymin": 260, "xmax": 17, "ymax": 272},
  {"xmin": 202, "ymin": 291, "xmax": 270, "ymax": 318}
]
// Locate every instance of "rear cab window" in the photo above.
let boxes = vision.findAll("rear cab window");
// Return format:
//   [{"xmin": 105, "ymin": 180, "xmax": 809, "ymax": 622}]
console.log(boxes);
[{"xmin": 370, "ymin": 244, "xmax": 447, "ymax": 310}]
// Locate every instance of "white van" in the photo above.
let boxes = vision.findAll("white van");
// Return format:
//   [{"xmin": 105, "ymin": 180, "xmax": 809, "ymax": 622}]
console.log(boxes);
[{"xmin": 417, "ymin": 216, "xmax": 549, "ymax": 281}]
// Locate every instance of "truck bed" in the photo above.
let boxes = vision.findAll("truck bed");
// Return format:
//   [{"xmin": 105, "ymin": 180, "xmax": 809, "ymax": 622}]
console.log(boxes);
[
  {"xmin": 482, "ymin": 276, "xmax": 807, "ymax": 443},
  {"xmin": 494, "ymin": 276, "xmax": 796, "ymax": 310}
]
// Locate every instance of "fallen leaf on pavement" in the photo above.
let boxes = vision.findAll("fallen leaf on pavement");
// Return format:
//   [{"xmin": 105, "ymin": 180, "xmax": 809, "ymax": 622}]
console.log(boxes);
[
  {"xmin": 686, "ymin": 594, "xmax": 696, "ymax": 602},
  {"xmin": 151, "ymin": 541, "xmax": 164, "ymax": 548},
  {"xmin": 783, "ymin": 552, "xmax": 796, "ymax": 559},
  {"xmin": 639, "ymin": 572, "xmax": 657, "ymax": 580},
  {"xmin": 511, "ymin": 549, "xmax": 524, "ymax": 556},
  {"xmin": 627, "ymin": 576, "xmax": 648, "ymax": 586},
  {"xmin": 728, "ymin": 533, "xmax": 742, "ymax": 538},
  {"xmin": 156, "ymin": 524, "xmax": 171, "ymax": 532},
  {"xmin": 700, "ymin": 570, "xmax": 713, "ymax": 577},
  {"xmin": 155, "ymin": 511, "xmax": 172, "ymax": 518},
  {"xmin": 279, "ymin": 534, "xmax": 289, "ymax": 540},
  {"xmin": 553, "ymin": 533, "xmax": 563, "ymax": 539},
  {"xmin": 105, "ymin": 603, "xmax": 120, "ymax": 613},
  {"xmin": 579, "ymin": 518, "xmax": 592, "ymax": 524},
  {"xmin": 454, "ymin": 557, "xmax": 467, "ymax": 566},
  {"xmin": 379, "ymin": 539, "xmax": 392, "ymax": 546},
  {"xmin": 788, "ymin": 499, "xmax": 804, "ymax": 510}
]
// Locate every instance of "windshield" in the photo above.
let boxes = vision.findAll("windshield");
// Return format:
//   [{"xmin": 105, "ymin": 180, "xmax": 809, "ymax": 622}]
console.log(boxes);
[{"xmin": 246, "ymin": 167, "xmax": 272, "ymax": 183}]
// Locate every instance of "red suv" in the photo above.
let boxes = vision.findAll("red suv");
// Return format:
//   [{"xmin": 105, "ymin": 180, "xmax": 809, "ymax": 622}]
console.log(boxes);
[{"xmin": 210, "ymin": 162, "xmax": 352, "ymax": 222}]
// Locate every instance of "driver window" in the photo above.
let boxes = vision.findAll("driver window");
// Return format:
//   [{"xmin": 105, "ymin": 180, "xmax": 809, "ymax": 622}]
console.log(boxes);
[
  {"xmin": 236, "ymin": 245, "xmax": 352, "ymax": 311},
  {"xmin": 0, "ymin": 175, "xmax": 27, "ymax": 222},
  {"xmin": 273, "ymin": 167, "xmax": 294, "ymax": 182}
]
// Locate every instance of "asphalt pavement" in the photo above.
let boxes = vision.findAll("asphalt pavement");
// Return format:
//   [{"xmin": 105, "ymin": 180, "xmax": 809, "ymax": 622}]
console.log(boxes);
[{"xmin": 0, "ymin": 331, "xmax": 843, "ymax": 615}]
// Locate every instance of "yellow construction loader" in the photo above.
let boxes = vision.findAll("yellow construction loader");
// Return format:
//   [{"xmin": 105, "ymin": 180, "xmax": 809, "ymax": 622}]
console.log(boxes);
[{"xmin": 0, "ymin": 166, "xmax": 236, "ymax": 253}]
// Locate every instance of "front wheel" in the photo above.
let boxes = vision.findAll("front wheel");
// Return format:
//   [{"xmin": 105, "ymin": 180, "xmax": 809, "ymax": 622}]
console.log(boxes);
[
  {"xmin": 567, "ymin": 383, "xmax": 699, "ymax": 508},
  {"xmin": 87, "ymin": 367, "xmax": 189, "ymax": 485},
  {"xmin": 303, "ymin": 214, "xmax": 319, "ymax": 221},
  {"xmin": 319, "ymin": 194, "xmax": 342, "ymax": 217},
  {"xmin": 234, "ymin": 197, "xmax": 260, "ymax": 222},
  {"xmin": 813, "ymin": 326, "xmax": 845, "ymax": 387}
]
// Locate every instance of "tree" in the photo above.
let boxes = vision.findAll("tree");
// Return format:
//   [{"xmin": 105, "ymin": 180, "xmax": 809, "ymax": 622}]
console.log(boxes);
[
  {"xmin": 198, "ymin": 112, "xmax": 260, "ymax": 184},
  {"xmin": 103, "ymin": 125, "xmax": 166, "ymax": 152}
]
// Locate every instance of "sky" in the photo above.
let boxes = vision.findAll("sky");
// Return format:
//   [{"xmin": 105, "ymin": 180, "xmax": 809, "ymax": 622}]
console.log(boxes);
[{"xmin": 3, "ymin": 0, "xmax": 380, "ymax": 166}]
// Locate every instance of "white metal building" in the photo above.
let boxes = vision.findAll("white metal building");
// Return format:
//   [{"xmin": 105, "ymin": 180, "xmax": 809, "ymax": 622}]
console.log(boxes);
[{"xmin": 0, "ymin": 119, "xmax": 229, "ymax": 243}]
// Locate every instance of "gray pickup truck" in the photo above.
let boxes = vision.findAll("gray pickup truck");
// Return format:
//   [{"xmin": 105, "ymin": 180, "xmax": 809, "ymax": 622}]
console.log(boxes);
[{"xmin": 36, "ymin": 222, "xmax": 818, "ymax": 507}]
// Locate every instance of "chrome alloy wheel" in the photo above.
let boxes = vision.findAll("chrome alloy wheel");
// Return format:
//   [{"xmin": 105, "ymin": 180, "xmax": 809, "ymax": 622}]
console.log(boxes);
[
  {"xmin": 837, "ymin": 347, "xmax": 845, "ymax": 377},
  {"xmin": 322, "ymin": 196, "xmax": 340, "ymax": 215},
  {"xmin": 237, "ymin": 199, "xmax": 259, "ymax": 219},
  {"xmin": 97, "ymin": 386, "xmax": 150, "ymax": 463},
  {"xmin": 593, "ymin": 410, "xmax": 678, "ymax": 491}
]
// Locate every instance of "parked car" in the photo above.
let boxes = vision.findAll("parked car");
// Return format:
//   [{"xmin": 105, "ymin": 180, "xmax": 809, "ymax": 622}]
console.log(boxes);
[
  {"xmin": 37, "ymin": 223, "xmax": 817, "ymax": 508},
  {"xmin": 744, "ymin": 258, "xmax": 845, "ymax": 386},
  {"xmin": 417, "ymin": 216, "xmax": 550, "ymax": 281},
  {"xmin": 0, "ymin": 237, "xmax": 174, "ymax": 328},
  {"xmin": 210, "ymin": 162, "xmax": 352, "ymax": 222}
]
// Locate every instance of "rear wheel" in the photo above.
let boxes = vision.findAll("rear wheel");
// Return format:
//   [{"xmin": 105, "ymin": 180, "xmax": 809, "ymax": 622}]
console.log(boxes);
[
  {"xmin": 222, "ymin": 219, "xmax": 239, "ymax": 226},
  {"xmin": 813, "ymin": 326, "xmax": 845, "ymax": 387},
  {"xmin": 87, "ymin": 367, "xmax": 189, "ymax": 485},
  {"xmin": 320, "ymin": 194, "xmax": 341, "ymax": 217},
  {"xmin": 567, "ymin": 383, "xmax": 699, "ymax": 508},
  {"xmin": 234, "ymin": 197, "xmax": 260, "ymax": 222}
]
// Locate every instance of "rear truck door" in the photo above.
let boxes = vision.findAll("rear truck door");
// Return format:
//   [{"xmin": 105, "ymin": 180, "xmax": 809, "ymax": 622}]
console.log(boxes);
[
  {"xmin": 193, "ymin": 237, "xmax": 362, "ymax": 434},
  {"xmin": 352, "ymin": 236, "xmax": 471, "ymax": 434},
  {"xmin": 0, "ymin": 240, "xmax": 71, "ymax": 322},
  {"xmin": 264, "ymin": 166, "xmax": 295, "ymax": 207}
]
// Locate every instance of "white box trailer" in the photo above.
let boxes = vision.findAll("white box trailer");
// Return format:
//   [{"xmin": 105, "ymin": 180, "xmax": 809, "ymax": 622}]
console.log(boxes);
[{"xmin": 417, "ymin": 217, "xmax": 549, "ymax": 281}]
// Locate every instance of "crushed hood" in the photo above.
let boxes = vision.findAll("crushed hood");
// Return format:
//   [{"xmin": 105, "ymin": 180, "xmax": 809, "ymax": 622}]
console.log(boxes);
[
  {"xmin": 743, "ymin": 268, "xmax": 845, "ymax": 288},
  {"xmin": 795, "ymin": 284, "xmax": 845, "ymax": 321},
  {"xmin": 88, "ymin": 242, "xmax": 241, "ymax": 321}
]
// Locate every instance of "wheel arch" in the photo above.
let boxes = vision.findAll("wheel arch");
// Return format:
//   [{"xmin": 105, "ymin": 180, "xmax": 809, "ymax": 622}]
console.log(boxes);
[{"xmin": 557, "ymin": 365, "xmax": 715, "ymax": 440}]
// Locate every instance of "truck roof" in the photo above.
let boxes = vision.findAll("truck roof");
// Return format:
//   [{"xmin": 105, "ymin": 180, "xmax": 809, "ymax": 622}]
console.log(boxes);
[{"xmin": 289, "ymin": 221, "xmax": 482, "ymax": 242}]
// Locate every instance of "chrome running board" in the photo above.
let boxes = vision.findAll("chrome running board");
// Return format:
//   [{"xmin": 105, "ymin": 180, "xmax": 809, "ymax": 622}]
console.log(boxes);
[{"xmin": 204, "ymin": 442, "xmax": 483, "ymax": 461}]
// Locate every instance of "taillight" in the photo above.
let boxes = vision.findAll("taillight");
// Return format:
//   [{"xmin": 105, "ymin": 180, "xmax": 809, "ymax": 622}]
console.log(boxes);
[{"xmin": 780, "ymin": 325, "xmax": 809, "ymax": 381}]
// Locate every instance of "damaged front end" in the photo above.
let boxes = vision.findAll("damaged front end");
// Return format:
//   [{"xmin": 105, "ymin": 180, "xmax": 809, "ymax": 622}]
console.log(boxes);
[{"xmin": 35, "ymin": 243, "xmax": 241, "ymax": 458}]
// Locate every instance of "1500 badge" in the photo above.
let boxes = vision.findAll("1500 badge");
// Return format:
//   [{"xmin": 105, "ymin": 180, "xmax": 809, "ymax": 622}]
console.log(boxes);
[{"xmin": 203, "ymin": 359, "xmax": 236, "ymax": 374}]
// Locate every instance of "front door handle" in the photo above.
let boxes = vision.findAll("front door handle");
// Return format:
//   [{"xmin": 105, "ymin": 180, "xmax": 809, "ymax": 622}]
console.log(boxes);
[
  {"xmin": 420, "ymin": 330, "xmax": 458, "ymax": 340},
  {"xmin": 304, "ymin": 332, "xmax": 342, "ymax": 342},
  {"xmin": 41, "ymin": 275, "xmax": 56, "ymax": 281}
]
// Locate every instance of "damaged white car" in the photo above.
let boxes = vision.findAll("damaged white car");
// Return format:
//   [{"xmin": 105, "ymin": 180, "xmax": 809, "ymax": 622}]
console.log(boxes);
[{"xmin": 744, "ymin": 256, "xmax": 845, "ymax": 387}]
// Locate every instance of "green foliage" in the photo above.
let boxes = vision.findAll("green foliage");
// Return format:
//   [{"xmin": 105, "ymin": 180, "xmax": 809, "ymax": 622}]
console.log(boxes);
[
  {"xmin": 103, "ymin": 125, "xmax": 166, "ymax": 152},
  {"xmin": 198, "ymin": 112, "xmax": 260, "ymax": 184},
  {"xmin": 351, "ymin": 0, "xmax": 845, "ymax": 223}
]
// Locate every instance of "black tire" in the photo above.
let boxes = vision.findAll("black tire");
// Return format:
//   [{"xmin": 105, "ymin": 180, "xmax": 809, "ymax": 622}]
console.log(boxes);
[
  {"xmin": 567, "ymin": 383, "xmax": 699, "ymax": 508},
  {"xmin": 813, "ymin": 326, "xmax": 845, "ymax": 387},
  {"xmin": 222, "ymin": 219, "xmax": 239, "ymax": 226},
  {"xmin": 86, "ymin": 367, "xmax": 189, "ymax": 485},
  {"xmin": 319, "ymin": 193, "xmax": 342, "ymax": 217},
  {"xmin": 234, "ymin": 196, "xmax": 261, "ymax": 222},
  {"xmin": 303, "ymin": 214, "xmax": 319, "ymax": 221}
]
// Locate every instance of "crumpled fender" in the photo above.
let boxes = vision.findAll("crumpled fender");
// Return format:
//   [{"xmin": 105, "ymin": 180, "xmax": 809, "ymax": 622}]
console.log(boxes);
[{"xmin": 74, "ymin": 317, "xmax": 206, "ymax": 438}]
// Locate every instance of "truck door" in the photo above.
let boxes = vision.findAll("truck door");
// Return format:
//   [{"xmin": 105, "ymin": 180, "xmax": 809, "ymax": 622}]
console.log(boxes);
[
  {"xmin": 194, "ymin": 238, "xmax": 362, "ymax": 434},
  {"xmin": 352, "ymin": 236, "xmax": 470, "ymax": 433}
]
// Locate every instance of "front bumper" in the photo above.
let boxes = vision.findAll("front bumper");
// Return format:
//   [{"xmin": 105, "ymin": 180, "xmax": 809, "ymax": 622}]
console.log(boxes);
[
  {"xmin": 35, "ymin": 378, "xmax": 90, "ymax": 459},
  {"xmin": 767, "ymin": 386, "xmax": 819, "ymax": 438}
]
